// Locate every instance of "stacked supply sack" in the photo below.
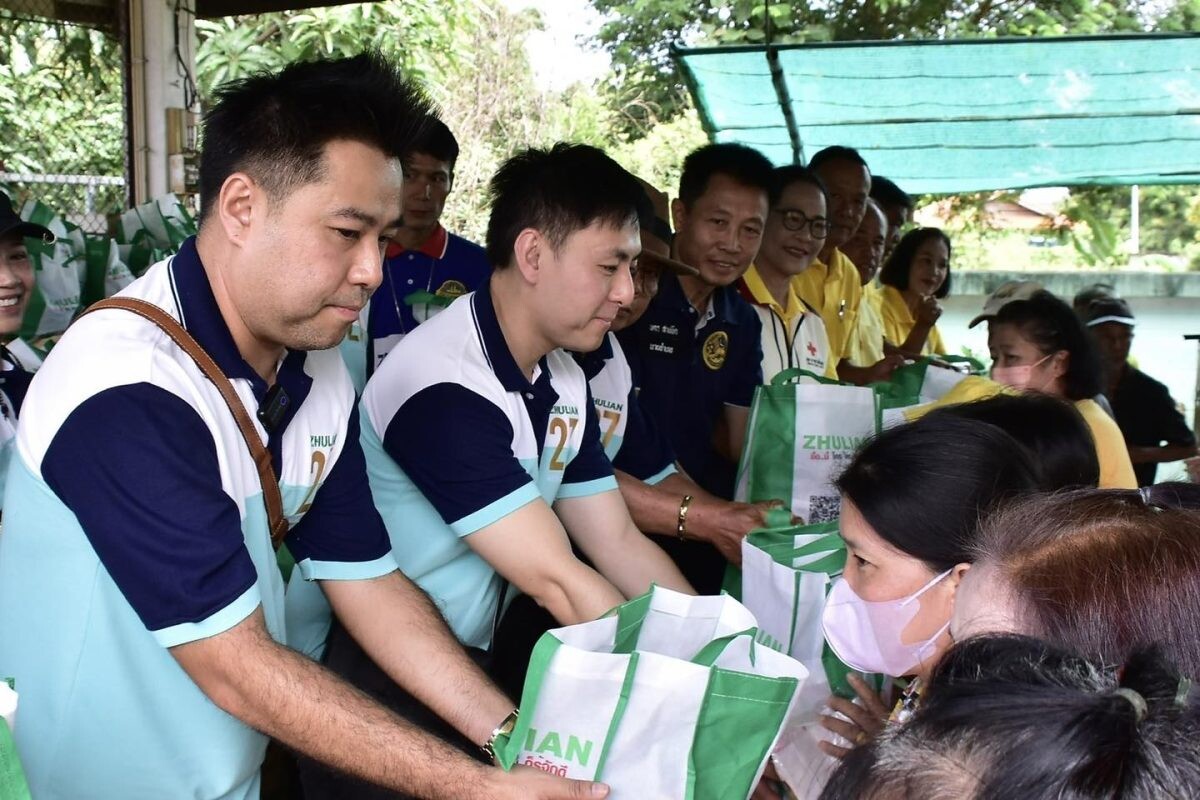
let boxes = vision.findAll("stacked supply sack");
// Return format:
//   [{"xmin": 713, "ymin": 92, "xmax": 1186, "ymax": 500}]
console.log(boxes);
[
  {"xmin": 496, "ymin": 586, "xmax": 811, "ymax": 800},
  {"xmin": 17, "ymin": 199, "xmax": 86, "ymax": 349},
  {"xmin": 875, "ymin": 355, "xmax": 984, "ymax": 427},
  {"xmin": 14, "ymin": 193, "xmax": 195, "ymax": 362},
  {"xmin": 115, "ymin": 193, "xmax": 196, "ymax": 277}
]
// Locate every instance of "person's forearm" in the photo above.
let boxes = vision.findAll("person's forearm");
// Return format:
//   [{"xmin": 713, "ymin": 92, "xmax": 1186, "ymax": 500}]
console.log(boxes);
[
  {"xmin": 615, "ymin": 469, "xmax": 715, "ymax": 539},
  {"xmin": 588, "ymin": 520, "xmax": 695, "ymax": 598},
  {"xmin": 898, "ymin": 321, "xmax": 933, "ymax": 354},
  {"xmin": 837, "ymin": 360, "xmax": 876, "ymax": 385},
  {"xmin": 531, "ymin": 563, "xmax": 627, "ymax": 626},
  {"xmin": 173, "ymin": 610, "xmax": 502, "ymax": 798},
  {"xmin": 324, "ymin": 572, "xmax": 512, "ymax": 746},
  {"xmin": 1127, "ymin": 443, "xmax": 1199, "ymax": 465},
  {"xmin": 726, "ymin": 405, "xmax": 750, "ymax": 463}
]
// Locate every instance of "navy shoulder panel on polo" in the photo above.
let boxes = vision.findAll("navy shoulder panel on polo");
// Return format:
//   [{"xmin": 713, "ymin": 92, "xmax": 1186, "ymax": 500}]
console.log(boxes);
[
  {"xmin": 573, "ymin": 333, "xmax": 614, "ymax": 381},
  {"xmin": 610, "ymin": 381, "xmax": 677, "ymax": 482},
  {"xmin": 41, "ymin": 382, "xmax": 256, "ymax": 632},
  {"xmin": 382, "ymin": 381, "xmax": 531, "ymax": 527},
  {"xmin": 445, "ymin": 231, "xmax": 491, "ymax": 270}
]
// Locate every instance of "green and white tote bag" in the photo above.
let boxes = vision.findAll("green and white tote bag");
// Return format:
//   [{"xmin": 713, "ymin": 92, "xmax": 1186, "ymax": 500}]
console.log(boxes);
[
  {"xmin": 496, "ymin": 587, "xmax": 809, "ymax": 800},
  {"xmin": 734, "ymin": 369, "xmax": 877, "ymax": 524}
]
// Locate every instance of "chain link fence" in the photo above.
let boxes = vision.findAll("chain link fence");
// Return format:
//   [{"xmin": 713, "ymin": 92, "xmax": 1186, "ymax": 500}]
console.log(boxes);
[{"xmin": 0, "ymin": 0, "xmax": 127, "ymax": 233}]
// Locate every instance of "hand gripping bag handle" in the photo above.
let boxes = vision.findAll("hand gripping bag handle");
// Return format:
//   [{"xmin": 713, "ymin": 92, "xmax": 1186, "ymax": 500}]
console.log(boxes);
[{"xmin": 80, "ymin": 297, "xmax": 289, "ymax": 549}]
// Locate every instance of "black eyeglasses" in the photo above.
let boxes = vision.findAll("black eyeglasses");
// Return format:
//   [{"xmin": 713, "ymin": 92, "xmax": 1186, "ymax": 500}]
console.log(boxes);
[{"xmin": 773, "ymin": 208, "xmax": 830, "ymax": 239}]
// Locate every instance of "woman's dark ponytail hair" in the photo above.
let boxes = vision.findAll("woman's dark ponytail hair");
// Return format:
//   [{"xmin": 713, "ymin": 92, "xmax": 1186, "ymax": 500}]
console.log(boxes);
[{"xmin": 821, "ymin": 635, "xmax": 1200, "ymax": 800}]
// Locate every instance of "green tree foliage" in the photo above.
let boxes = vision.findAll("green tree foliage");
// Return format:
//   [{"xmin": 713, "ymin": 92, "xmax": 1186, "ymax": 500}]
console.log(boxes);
[
  {"xmin": 194, "ymin": 1, "xmax": 496, "ymax": 99},
  {"xmin": 192, "ymin": 1, "xmax": 697, "ymax": 240},
  {"xmin": 0, "ymin": 14, "xmax": 126, "ymax": 227},
  {"xmin": 0, "ymin": 16, "xmax": 123, "ymax": 177},
  {"xmin": 588, "ymin": 0, "xmax": 1199, "ymax": 262},
  {"xmin": 1065, "ymin": 186, "xmax": 1200, "ymax": 257}
]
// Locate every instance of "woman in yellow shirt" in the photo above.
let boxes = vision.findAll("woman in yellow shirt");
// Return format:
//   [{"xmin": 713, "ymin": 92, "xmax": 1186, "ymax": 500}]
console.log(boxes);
[
  {"xmin": 986, "ymin": 288, "xmax": 1137, "ymax": 489},
  {"xmin": 877, "ymin": 228, "xmax": 951, "ymax": 355}
]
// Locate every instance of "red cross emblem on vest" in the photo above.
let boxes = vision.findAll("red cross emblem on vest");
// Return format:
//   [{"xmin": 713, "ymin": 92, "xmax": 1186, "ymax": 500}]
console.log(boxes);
[{"xmin": 807, "ymin": 341, "xmax": 818, "ymax": 356}]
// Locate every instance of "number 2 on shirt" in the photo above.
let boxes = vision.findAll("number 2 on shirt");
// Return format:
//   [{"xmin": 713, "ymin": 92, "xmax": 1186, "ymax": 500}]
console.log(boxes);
[
  {"xmin": 548, "ymin": 416, "xmax": 580, "ymax": 471},
  {"xmin": 295, "ymin": 450, "xmax": 327, "ymax": 514}
]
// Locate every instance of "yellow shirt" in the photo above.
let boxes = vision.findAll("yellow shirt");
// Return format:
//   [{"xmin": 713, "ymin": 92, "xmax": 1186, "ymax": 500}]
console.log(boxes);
[
  {"xmin": 846, "ymin": 284, "xmax": 886, "ymax": 366},
  {"xmin": 878, "ymin": 285, "xmax": 946, "ymax": 356},
  {"xmin": 904, "ymin": 380, "xmax": 1137, "ymax": 490},
  {"xmin": 742, "ymin": 263, "xmax": 804, "ymax": 328},
  {"xmin": 1074, "ymin": 398, "xmax": 1138, "ymax": 489},
  {"xmin": 739, "ymin": 265, "xmax": 834, "ymax": 380},
  {"xmin": 792, "ymin": 247, "xmax": 862, "ymax": 365}
]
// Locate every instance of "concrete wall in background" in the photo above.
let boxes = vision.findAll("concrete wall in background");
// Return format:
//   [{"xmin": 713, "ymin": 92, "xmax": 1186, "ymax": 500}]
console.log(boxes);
[{"xmin": 955, "ymin": 271, "xmax": 1200, "ymax": 299}]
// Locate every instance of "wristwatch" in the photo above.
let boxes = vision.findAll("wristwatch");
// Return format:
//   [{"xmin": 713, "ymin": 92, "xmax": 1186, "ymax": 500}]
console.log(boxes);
[{"xmin": 481, "ymin": 709, "xmax": 519, "ymax": 763}]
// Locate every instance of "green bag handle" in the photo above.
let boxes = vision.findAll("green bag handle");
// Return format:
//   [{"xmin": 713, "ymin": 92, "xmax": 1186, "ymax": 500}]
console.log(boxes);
[
  {"xmin": 761, "ymin": 507, "xmax": 794, "ymax": 529},
  {"xmin": 691, "ymin": 627, "xmax": 769, "ymax": 667},
  {"xmin": 402, "ymin": 289, "xmax": 454, "ymax": 308},
  {"xmin": 0, "ymin": 721, "xmax": 30, "ymax": 800},
  {"xmin": 769, "ymin": 367, "xmax": 847, "ymax": 387}
]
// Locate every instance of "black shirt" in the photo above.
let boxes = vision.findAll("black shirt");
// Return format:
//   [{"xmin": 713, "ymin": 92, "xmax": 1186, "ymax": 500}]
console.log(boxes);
[
  {"xmin": 617, "ymin": 273, "xmax": 763, "ymax": 499},
  {"xmin": 1110, "ymin": 365, "xmax": 1196, "ymax": 486}
]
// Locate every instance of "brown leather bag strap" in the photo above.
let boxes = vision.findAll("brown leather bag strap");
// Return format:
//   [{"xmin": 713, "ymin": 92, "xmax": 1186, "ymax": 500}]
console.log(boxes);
[{"xmin": 80, "ymin": 297, "xmax": 290, "ymax": 549}]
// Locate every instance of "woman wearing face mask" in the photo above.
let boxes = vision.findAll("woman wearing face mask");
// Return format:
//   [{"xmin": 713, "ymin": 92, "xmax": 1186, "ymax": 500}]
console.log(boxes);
[
  {"xmin": 986, "ymin": 289, "xmax": 1136, "ymax": 489},
  {"xmin": 817, "ymin": 414, "xmax": 1041, "ymax": 758},
  {"xmin": 877, "ymin": 228, "xmax": 951, "ymax": 356}
]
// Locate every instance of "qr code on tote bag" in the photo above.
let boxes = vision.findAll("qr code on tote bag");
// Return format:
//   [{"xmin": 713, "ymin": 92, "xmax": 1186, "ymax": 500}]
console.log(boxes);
[{"xmin": 808, "ymin": 496, "xmax": 841, "ymax": 524}]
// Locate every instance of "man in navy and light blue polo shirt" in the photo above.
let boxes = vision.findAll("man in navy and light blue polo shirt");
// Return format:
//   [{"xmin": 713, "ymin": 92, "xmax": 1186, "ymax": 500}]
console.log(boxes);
[
  {"xmin": 0, "ymin": 55, "xmax": 608, "ymax": 800},
  {"xmin": 312, "ymin": 147, "xmax": 693, "ymax": 788},
  {"xmin": 340, "ymin": 117, "xmax": 490, "ymax": 390},
  {"xmin": 364, "ymin": 142, "xmax": 691, "ymax": 634},
  {"xmin": 617, "ymin": 144, "xmax": 772, "ymax": 592},
  {"xmin": 488, "ymin": 176, "xmax": 778, "ymax": 695}
]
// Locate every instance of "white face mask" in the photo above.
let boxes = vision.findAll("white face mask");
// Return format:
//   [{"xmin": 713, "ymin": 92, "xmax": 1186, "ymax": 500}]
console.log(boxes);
[
  {"xmin": 821, "ymin": 569, "xmax": 953, "ymax": 677},
  {"xmin": 990, "ymin": 353, "xmax": 1052, "ymax": 391}
]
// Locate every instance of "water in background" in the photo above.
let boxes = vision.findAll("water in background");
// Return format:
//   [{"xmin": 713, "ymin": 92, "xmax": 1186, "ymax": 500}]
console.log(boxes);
[{"xmin": 941, "ymin": 295, "xmax": 1200, "ymax": 483}]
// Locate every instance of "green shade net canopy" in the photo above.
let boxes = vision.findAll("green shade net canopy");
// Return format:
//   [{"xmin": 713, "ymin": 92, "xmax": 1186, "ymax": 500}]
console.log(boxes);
[{"xmin": 675, "ymin": 34, "xmax": 1200, "ymax": 194}]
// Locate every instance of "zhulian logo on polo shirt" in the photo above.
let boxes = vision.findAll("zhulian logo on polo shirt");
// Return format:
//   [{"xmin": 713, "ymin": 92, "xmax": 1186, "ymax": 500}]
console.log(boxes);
[
  {"xmin": 435, "ymin": 280, "xmax": 468, "ymax": 299},
  {"xmin": 310, "ymin": 433, "xmax": 338, "ymax": 449},
  {"xmin": 702, "ymin": 330, "xmax": 729, "ymax": 370}
]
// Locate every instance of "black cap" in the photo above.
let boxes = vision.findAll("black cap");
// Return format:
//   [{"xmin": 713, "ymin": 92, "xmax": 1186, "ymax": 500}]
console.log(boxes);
[
  {"xmin": 0, "ymin": 192, "xmax": 54, "ymax": 244},
  {"xmin": 1083, "ymin": 296, "xmax": 1136, "ymax": 328}
]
